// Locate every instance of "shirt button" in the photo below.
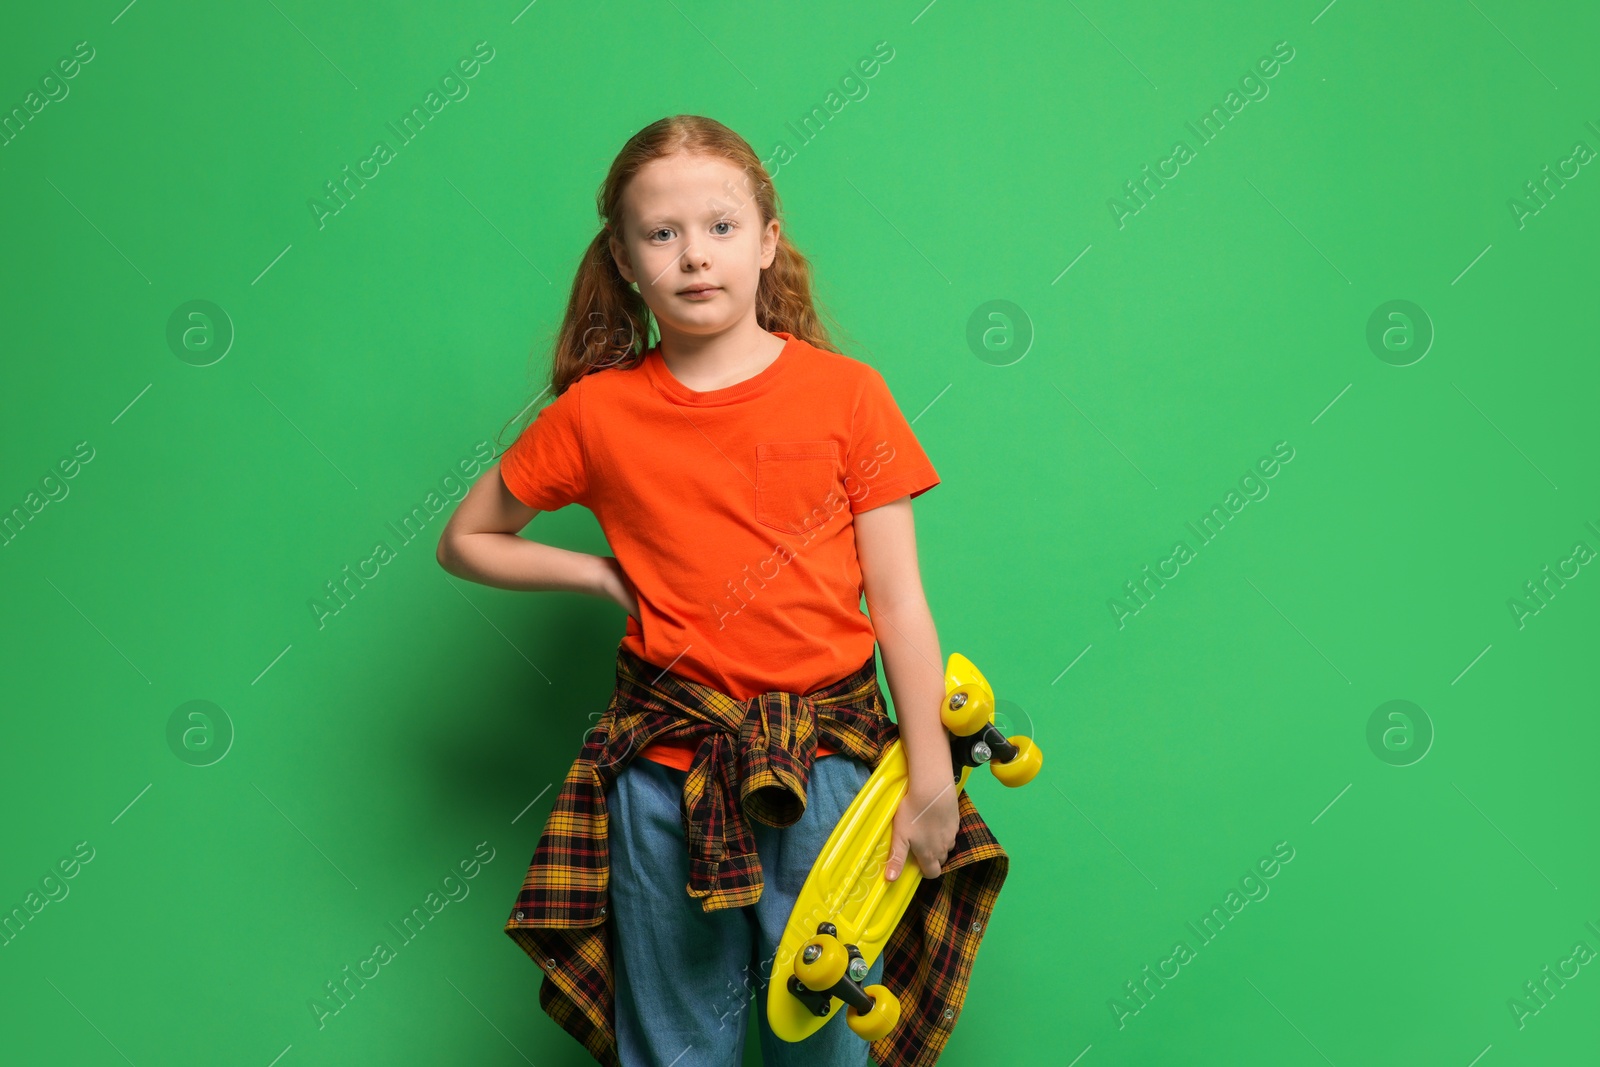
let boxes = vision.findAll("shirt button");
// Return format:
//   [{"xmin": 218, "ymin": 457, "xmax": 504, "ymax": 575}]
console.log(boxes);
[
  {"xmin": 515, "ymin": 911, "xmax": 524, "ymax": 920},
  {"xmin": 970, "ymin": 921, "xmax": 982, "ymax": 934},
  {"xmin": 942, "ymin": 1007, "xmax": 955, "ymax": 1021},
  {"xmin": 547, "ymin": 958, "xmax": 556, "ymax": 966},
  {"xmin": 599, "ymin": 905, "xmax": 607, "ymax": 915}
]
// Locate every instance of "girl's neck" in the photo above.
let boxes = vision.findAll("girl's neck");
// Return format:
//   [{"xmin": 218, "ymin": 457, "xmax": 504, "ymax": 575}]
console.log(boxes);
[{"xmin": 656, "ymin": 318, "xmax": 786, "ymax": 393}]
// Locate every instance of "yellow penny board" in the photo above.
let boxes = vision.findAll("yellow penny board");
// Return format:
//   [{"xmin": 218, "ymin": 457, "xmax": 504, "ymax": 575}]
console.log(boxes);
[{"xmin": 765, "ymin": 652, "xmax": 993, "ymax": 1042}]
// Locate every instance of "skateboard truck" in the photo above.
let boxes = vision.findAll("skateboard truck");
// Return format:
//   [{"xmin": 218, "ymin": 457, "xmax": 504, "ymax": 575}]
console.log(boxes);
[
  {"xmin": 788, "ymin": 921, "xmax": 902, "ymax": 1039},
  {"xmin": 943, "ymin": 688, "xmax": 1039, "ymax": 787}
]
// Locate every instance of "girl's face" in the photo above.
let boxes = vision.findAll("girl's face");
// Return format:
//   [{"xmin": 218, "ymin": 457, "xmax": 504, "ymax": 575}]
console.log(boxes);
[{"xmin": 608, "ymin": 152, "xmax": 780, "ymax": 339}]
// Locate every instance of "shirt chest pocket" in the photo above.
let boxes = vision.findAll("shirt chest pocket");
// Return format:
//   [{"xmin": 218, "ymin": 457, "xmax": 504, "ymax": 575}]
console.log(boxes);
[{"xmin": 755, "ymin": 441, "xmax": 842, "ymax": 534}]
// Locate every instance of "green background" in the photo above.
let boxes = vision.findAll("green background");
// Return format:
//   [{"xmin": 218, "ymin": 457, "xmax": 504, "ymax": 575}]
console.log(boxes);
[{"xmin": 3, "ymin": 1, "xmax": 1596, "ymax": 1064}]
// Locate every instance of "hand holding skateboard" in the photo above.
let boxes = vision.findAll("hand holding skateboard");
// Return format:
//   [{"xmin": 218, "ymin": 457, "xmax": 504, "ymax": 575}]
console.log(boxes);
[
  {"xmin": 883, "ymin": 774, "xmax": 959, "ymax": 883},
  {"xmin": 766, "ymin": 653, "xmax": 1042, "ymax": 1042}
]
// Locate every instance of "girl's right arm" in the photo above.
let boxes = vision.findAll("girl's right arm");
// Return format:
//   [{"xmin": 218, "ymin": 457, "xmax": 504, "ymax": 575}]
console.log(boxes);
[{"xmin": 435, "ymin": 461, "xmax": 637, "ymax": 616}]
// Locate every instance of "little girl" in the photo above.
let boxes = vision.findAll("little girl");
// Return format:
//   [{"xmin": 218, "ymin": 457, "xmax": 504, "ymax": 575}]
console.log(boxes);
[{"xmin": 439, "ymin": 115, "xmax": 1002, "ymax": 1066}]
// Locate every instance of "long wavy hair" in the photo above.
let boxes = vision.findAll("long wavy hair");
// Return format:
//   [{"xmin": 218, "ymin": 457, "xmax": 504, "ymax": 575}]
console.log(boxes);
[{"xmin": 499, "ymin": 115, "xmax": 838, "ymax": 449}]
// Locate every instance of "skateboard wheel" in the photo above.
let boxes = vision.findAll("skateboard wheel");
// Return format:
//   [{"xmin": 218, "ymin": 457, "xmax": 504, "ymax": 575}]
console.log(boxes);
[
  {"xmin": 793, "ymin": 934, "xmax": 849, "ymax": 991},
  {"xmin": 846, "ymin": 984, "xmax": 901, "ymax": 1040},
  {"xmin": 940, "ymin": 683, "xmax": 993, "ymax": 736},
  {"xmin": 991, "ymin": 736, "xmax": 1042, "ymax": 787}
]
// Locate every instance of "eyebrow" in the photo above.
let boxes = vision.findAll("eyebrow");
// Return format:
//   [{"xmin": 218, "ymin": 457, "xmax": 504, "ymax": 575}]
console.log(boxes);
[{"xmin": 637, "ymin": 203, "xmax": 742, "ymax": 227}]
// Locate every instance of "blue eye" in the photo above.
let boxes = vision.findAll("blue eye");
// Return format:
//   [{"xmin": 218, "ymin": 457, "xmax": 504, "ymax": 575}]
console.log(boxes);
[
  {"xmin": 712, "ymin": 220, "xmax": 734, "ymax": 235},
  {"xmin": 648, "ymin": 228, "xmax": 674, "ymax": 242}
]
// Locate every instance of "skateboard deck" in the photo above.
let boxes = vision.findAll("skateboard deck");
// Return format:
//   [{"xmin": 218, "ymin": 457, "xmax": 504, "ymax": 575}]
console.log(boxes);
[{"xmin": 766, "ymin": 652, "xmax": 1041, "ymax": 1042}]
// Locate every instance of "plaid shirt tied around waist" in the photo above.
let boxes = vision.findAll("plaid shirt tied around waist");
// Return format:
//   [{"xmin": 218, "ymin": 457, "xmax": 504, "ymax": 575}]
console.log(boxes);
[{"xmin": 504, "ymin": 642, "xmax": 1010, "ymax": 1067}]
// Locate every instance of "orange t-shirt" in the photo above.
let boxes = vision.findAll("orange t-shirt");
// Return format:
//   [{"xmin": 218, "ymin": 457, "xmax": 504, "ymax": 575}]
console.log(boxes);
[{"xmin": 498, "ymin": 331, "xmax": 940, "ymax": 770}]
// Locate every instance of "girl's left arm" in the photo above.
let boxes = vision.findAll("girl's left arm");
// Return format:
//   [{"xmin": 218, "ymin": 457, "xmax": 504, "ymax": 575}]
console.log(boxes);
[{"xmin": 854, "ymin": 496, "xmax": 961, "ymax": 881}]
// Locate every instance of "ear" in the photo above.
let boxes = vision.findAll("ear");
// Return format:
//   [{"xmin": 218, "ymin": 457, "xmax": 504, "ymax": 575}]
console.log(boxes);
[
  {"xmin": 608, "ymin": 229, "xmax": 636, "ymax": 284},
  {"xmin": 759, "ymin": 216, "xmax": 780, "ymax": 270}
]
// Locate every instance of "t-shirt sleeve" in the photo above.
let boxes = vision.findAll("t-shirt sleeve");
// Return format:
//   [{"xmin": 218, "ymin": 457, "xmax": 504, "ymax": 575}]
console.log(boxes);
[
  {"xmin": 845, "ymin": 366, "xmax": 940, "ymax": 513},
  {"xmin": 498, "ymin": 378, "xmax": 588, "ymax": 511}
]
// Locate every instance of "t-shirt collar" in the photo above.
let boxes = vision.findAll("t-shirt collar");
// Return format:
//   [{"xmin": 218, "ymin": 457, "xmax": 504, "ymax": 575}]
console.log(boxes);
[{"xmin": 645, "ymin": 330, "xmax": 798, "ymax": 407}]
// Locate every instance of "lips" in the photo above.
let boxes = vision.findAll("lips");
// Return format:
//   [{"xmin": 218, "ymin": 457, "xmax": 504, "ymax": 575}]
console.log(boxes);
[{"xmin": 678, "ymin": 285, "xmax": 719, "ymax": 295}]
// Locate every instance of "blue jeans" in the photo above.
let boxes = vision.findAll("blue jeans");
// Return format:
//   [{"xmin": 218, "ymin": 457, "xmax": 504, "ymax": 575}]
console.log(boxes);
[{"xmin": 606, "ymin": 753, "xmax": 885, "ymax": 1067}]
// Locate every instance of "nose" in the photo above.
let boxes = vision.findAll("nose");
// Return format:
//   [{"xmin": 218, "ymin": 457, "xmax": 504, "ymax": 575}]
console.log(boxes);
[{"xmin": 679, "ymin": 238, "xmax": 709, "ymax": 269}]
